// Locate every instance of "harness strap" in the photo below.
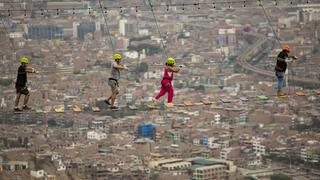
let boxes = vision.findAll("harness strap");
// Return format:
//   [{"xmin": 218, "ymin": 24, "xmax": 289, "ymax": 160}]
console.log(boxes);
[
  {"xmin": 162, "ymin": 77, "xmax": 172, "ymax": 81},
  {"xmin": 109, "ymin": 78, "xmax": 118, "ymax": 82}
]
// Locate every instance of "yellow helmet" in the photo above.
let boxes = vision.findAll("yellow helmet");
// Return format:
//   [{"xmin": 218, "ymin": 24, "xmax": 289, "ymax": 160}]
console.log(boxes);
[
  {"xmin": 20, "ymin": 57, "xmax": 29, "ymax": 63},
  {"xmin": 166, "ymin": 57, "xmax": 175, "ymax": 65},
  {"xmin": 113, "ymin": 54, "xmax": 122, "ymax": 60}
]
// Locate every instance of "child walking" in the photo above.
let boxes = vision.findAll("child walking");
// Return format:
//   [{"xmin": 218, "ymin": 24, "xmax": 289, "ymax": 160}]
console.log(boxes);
[{"xmin": 153, "ymin": 57, "xmax": 180, "ymax": 107}]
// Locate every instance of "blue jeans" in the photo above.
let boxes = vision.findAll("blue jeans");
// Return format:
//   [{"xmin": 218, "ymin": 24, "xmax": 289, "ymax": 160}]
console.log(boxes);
[{"xmin": 275, "ymin": 71, "xmax": 284, "ymax": 91}]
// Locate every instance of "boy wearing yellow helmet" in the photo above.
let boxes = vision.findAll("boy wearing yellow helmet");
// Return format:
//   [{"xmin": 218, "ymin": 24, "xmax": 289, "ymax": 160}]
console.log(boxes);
[
  {"xmin": 14, "ymin": 57, "xmax": 38, "ymax": 111},
  {"xmin": 105, "ymin": 54, "xmax": 128, "ymax": 110},
  {"xmin": 153, "ymin": 57, "xmax": 181, "ymax": 106}
]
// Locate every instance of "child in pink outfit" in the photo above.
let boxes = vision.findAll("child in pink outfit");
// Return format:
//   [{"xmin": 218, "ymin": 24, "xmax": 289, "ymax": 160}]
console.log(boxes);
[{"xmin": 154, "ymin": 57, "xmax": 180, "ymax": 104}]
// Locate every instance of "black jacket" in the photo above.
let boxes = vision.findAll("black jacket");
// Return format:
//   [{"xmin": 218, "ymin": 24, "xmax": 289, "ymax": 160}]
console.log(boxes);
[{"xmin": 275, "ymin": 51, "xmax": 288, "ymax": 72}]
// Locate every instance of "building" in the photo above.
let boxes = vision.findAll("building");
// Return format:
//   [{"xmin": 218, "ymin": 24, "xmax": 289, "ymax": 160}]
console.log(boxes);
[
  {"xmin": 109, "ymin": 120, "xmax": 134, "ymax": 134},
  {"xmin": 171, "ymin": 131, "xmax": 180, "ymax": 144},
  {"xmin": 148, "ymin": 158, "xmax": 184, "ymax": 169},
  {"xmin": 4, "ymin": 161, "xmax": 28, "ymax": 171},
  {"xmin": 191, "ymin": 54, "xmax": 204, "ymax": 63},
  {"xmin": 124, "ymin": 93, "xmax": 133, "ymax": 103},
  {"xmin": 193, "ymin": 138, "xmax": 201, "ymax": 146},
  {"xmin": 26, "ymin": 24, "xmax": 64, "ymax": 40},
  {"xmin": 31, "ymin": 170, "xmax": 45, "ymax": 178},
  {"xmin": 213, "ymin": 114, "xmax": 221, "ymax": 125},
  {"xmin": 191, "ymin": 159, "xmax": 236, "ymax": 180},
  {"xmin": 161, "ymin": 161, "xmax": 192, "ymax": 171},
  {"xmin": 148, "ymin": 158, "xmax": 236, "ymax": 179},
  {"xmin": 9, "ymin": 32, "xmax": 23, "ymax": 39},
  {"xmin": 116, "ymin": 37, "xmax": 130, "ymax": 49},
  {"xmin": 75, "ymin": 22, "xmax": 96, "ymax": 40},
  {"xmin": 192, "ymin": 164, "xmax": 227, "ymax": 180},
  {"xmin": 46, "ymin": 175, "xmax": 56, "ymax": 180},
  {"xmin": 0, "ymin": 98, "xmax": 6, "ymax": 108},
  {"xmin": 298, "ymin": 7, "xmax": 320, "ymax": 23},
  {"xmin": 57, "ymin": 159, "xmax": 66, "ymax": 171},
  {"xmin": 56, "ymin": 63, "xmax": 74, "ymax": 74},
  {"xmin": 119, "ymin": 19, "xmax": 137, "ymax": 36},
  {"xmin": 73, "ymin": 118, "xmax": 89, "ymax": 130},
  {"xmin": 208, "ymin": 137, "xmax": 220, "ymax": 149},
  {"xmin": 47, "ymin": 1, "xmax": 85, "ymax": 10},
  {"xmin": 301, "ymin": 148, "xmax": 320, "ymax": 163},
  {"xmin": 87, "ymin": 131, "xmax": 107, "ymax": 140},
  {"xmin": 73, "ymin": 22, "xmax": 80, "ymax": 38},
  {"xmin": 91, "ymin": 121, "xmax": 107, "ymax": 131},
  {"xmin": 119, "ymin": 19, "xmax": 127, "ymax": 36},
  {"xmin": 202, "ymin": 135, "xmax": 208, "ymax": 146},
  {"xmin": 220, "ymin": 148, "xmax": 232, "ymax": 160},
  {"xmin": 217, "ymin": 28, "xmax": 237, "ymax": 46},
  {"xmin": 137, "ymin": 124, "xmax": 156, "ymax": 140},
  {"xmin": 252, "ymin": 137, "xmax": 266, "ymax": 156}
]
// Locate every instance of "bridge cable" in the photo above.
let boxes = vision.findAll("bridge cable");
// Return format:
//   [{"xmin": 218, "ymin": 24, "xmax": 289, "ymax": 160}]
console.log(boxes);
[
  {"xmin": 98, "ymin": 0, "xmax": 115, "ymax": 54},
  {"xmin": 146, "ymin": 0, "xmax": 168, "ymax": 59}
]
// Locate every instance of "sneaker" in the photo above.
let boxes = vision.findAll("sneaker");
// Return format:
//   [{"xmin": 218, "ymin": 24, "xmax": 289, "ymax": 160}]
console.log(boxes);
[
  {"xmin": 104, "ymin": 99, "xmax": 111, "ymax": 105},
  {"xmin": 110, "ymin": 106, "xmax": 119, "ymax": 110},
  {"xmin": 152, "ymin": 98, "xmax": 157, "ymax": 104},
  {"xmin": 14, "ymin": 107, "xmax": 23, "ymax": 112},
  {"xmin": 277, "ymin": 91, "xmax": 286, "ymax": 97},
  {"xmin": 22, "ymin": 105, "xmax": 31, "ymax": 110},
  {"xmin": 166, "ymin": 103, "xmax": 174, "ymax": 108},
  {"xmin": 277, "ymin": 92, "xmax": 286, "ymax": 97}
]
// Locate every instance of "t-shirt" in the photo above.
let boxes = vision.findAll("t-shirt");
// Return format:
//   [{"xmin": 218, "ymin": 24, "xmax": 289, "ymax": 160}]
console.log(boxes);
[
  {"xmin": 16, "ymin": 65, "xmax": 27, "ymax": 87},
  {"xmin": 110, "ymin": 61, "xmax": 120, "ymax": 80},
  {"xmin": 275, "ymin": 51, "xmax": 288, "ymax": 72}
]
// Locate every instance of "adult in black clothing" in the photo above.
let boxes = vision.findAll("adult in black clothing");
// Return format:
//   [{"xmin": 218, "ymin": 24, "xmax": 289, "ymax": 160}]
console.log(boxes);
[
  {"xmin": 275, "ymin": 45, "xmax": 297, "ymax": 96},
  {"xmin": 14, "ymin": 58, "xmax": 38, "ymax": 111}
]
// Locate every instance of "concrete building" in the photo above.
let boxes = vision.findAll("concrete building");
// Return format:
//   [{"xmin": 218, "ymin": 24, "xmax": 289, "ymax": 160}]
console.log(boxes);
[
  {"xmin": 119, "ymin": 19, "xmax": 136, "ymax": 36},
  {"xmin": 220, "ymin": 148, "xmax": 232, "ymax": 160},
  {"xmin": 46, "ymin": 175, "xmax": 56, "ymax": 180},
  {"xmin": 5, "ymin": 161, "xmax": 28, "ymax": 171},
  {"xmin": 218, "ymin": 28, "xmax": 237, "ymax": 46},
  {"xmin": 26, "ymin": 24, "xmax": 64, "ymax": 40},
  {"xmin": 87, "ymin": 131, "xmax": 107, "ymax": 140},
  {"xmin": 57, "ymin": 160, "xmax": 66, "ymax": 171},
  {"xmin": 119, "ymin": 19, "xmax": 127, "ymax": 36},
  {"xmin": 74, "ymin": 22, "xmax": 96, "ymax": 40},
  {"xmin": 91, "ymin": 121, "xmax": 107, "ymax": 131},
  {"xmin": 192, "ymin": 164, "xmax": 227, "ymax": 180},
  {"xmin": 298, "ymin": 7, "xmax": 320, "ymax": 22},
  {"xmin": 30, "ymin": 170, "xmax": 45, "ymax": 178},
  {"xmin": 214, "ymin": 114, "xmax": 221, "ymax": 125},
  {"xmin": 252, "ymin": 137, "xmax": 266, "ymax": 156},
  {"xmin": 171, "ymin": 131, "xmax": 180, "ymax": 144},
  {"xmin": 191, "ymin": 158, "xmax": 236, "ymax": 180},
  {"xmin": 124, "ymin": 93, "xmax": 133, "ymax": 103},
  {"xmin": 301, "ymin": 148, "xmax": 320, "ymax": 163},
  {"xmin": 208, "ymin": 137, "xmax": 220, "ymax": 149},
  {"xmin": 148, "ymin": 158, "xmax": 184, "ymax": 169},
  {"xmin": 0, "ymin": 98, "xmax": 6, "ymax": 108},
  {"xmin": 73, "ymin": 22, "xmax": 80, "ymax": 38},
  {"xmin": 9, "ymin": 32, "xmax": 23, "ymax": 39},
  {"xmin": 161, "ymin": 161, "xmax": 192, "ymax": 171},
  {"xmin": 56, "ymin": 63, "xmax": 74, "ymax": 74}
]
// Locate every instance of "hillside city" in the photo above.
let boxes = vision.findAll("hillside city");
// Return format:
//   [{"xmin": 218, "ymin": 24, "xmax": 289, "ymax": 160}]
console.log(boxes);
[{"xmin": 0, "ymin": 0, "xmax": 320, "ymax": 180}]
